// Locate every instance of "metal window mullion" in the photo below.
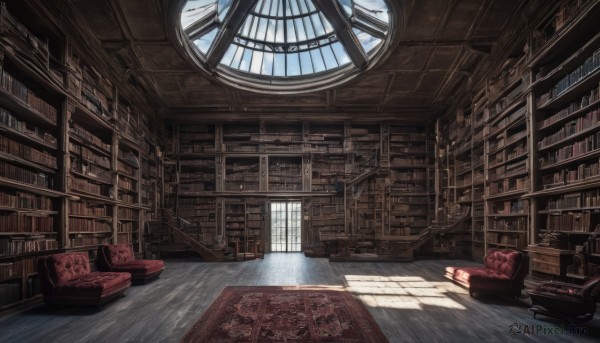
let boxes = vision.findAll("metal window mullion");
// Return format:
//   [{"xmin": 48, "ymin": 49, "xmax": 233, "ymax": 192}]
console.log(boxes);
[
  {"xmin": 304, "ymin": 12, "xmax": 317, "ymax": 40},
  {"xmin": 292, "ymin": 17, "xmax": 301, "ymax": 74},
  {"xmin": 258, "ymin": 0, "xmax": 269, "ymax": 15},
  {"xmin": 317, "ymin": 46, "xmax": 328, "ymax": 70}
]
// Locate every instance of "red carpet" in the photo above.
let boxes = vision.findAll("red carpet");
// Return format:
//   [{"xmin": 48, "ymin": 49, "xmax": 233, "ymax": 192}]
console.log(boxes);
[{"xmin": 181, "ymin": 286, "xmax": 388, "ymax": 342}]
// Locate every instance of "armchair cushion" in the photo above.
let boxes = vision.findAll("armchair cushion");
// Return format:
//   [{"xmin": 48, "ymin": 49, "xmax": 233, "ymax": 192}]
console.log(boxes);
[
  {"xmin": 109, "ymin": 260, "xmax": 165, "ymax": 277},
  {"xmin": 52, "ymin": 272, "xmax": 132, "ymax": 298},
  {"xmin": 46, "ymin": 252, "xmax": 91, "ymax": 284},
  {"xmin": 445, "ymin": 249, "xmax": 528, "ymax": 297},
  {"xmin": 107, "ymin": 244, "xmax": 135, "ymax": 265},
  {"xmin": 98, "ymin": 244, "xmax": 165, "ymax": 282},
  {"xmin": 38, "ymin": 252, "xmax": 131, "ymax": 306}
]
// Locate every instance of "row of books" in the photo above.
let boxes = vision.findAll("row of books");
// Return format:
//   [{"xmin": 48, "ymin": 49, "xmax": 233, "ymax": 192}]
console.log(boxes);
[
  {"xmin": 117, "ymin": 193, "xmax": 135, "ymax": 203},
  {"xmin": 489, "ymin": 217, "xmax": 527, "ymax": 231},
  {"xmin": 0, "ymin": 161, "xmax": 52, "ymax": 188},
  {"xmin": 117, "ymin": 222, "xmax": 135, "ymax": 233},
  {"xmin": 71, "ymin": 157, "xmax": 112, "ymax": 184},
  {"xmin": 0, "ymin": 69, "xmax": 57, "ymax": 124},
  {"xmin": 487, "ymin": 233, "xmax": 526, "ymax": 248},
  {"xmin": 117, "ymin": 161, "xmax": 137, "ymax": 178},
  {"xmin": 224, "ymin": 183, "xmax": 259, "ymax": 192},
  {"xmin": 69, "ymin": 123, "xmax": 111, "ymax": 152},
  {"xmin": 539, "ymin": 48, "xmax": 600, "ymax": 104},
  {"xmin": 117, "ymin": 207, "xmax": 138, "ymax": 219},
  {"xmin": 269, "ymin": 184, "xmax": 302, "ymax": 191},
  {"xmin": 178, "ymin": 182, "xmax": 215, "ymax": 193},
  {"xmin": 0, "ymin": 261, "xmax": 21, "ymax": 280},
  {"xmin": 269, "ymin": 161, "xmax": 301, "ymax": 170},
  {"xmin": 68, "ymin": 218, "xmax": 111, "ymax": 233},
  {"xmin": 540, "ymin": 132, "xmax": 600, "ymax": 167},
  {"xmin": 489, "ymin": 103, "xmax": 525, "ymax": 136},
  {"xmin": 487, "ymin": 176, "xmax": 528, "ymax": 196},
  {"xmin": 223, "ymin": 145, "xmax": 259, "ymax": 153},
  {"xmin": 538, "ymin": 83, "xmax": 600, "ymax": 129},
  {"xmin": 0, "ymin": 135, "xmax": 57, "ymax": 169},
  {"xmin": 546, "ymin": 212, "xmax": 592, "ymax": 232},
  {"xmin": 0, "ymin": 238, "xmax": 58, "ymax": 255},
  {"xmin": 546, "ymin": 192, "xmax": 582, "ymax": 210},
  {"xmin": 118, "ymin": 149, "xmax": 139, "ymax": 167},
  {"xmin": 390, "ymin": 157, "xmax": 426, "ymax": 167},
  {"xmin": 538, "ymin": 109, "xmax": 600, "ymax": 149},
  {"xmin": 180, "ymin": 144, "xmax": 216, "ymax": 154},
  {"xmin": 69, "ymin": 199, "xmax": 108, "ymax": 216},
  {"xmin": 0, "ymin": 108, "xmax": 57, "ymax": 147},
  {"xmin": 389, "ymin": 170, "xmax": 426, "ymax": 181},
  {"xmin": 81, "ymin": 82, "xmax": 111, "ymax": 120},
  {"xmin": 541, "ymin": 158, "xmax": 600, "ymax": 188},
  {"xmin": 68, "ymin": 176, "xmax": 110, "ymax": 197},
  {"xmin": 117, "ymin": 177, "xmax": 137, "ymax": 192},
  {"xmin": 390, "ymin": 196, "xmax": 429, "ymax": 204},
  {"xmin": 269, "ymin": 175, "xmax": 302, "ymax": 182},
  {"xmin": 489, "ymin": 199, "xmax": 528, "ymax": 215},
  {"xmin": 250, "ymin": 133, "xmax": 303, "ymax": 143},
  {"xmin": 506, "ymin": 143, "xmax": 528, "ymax": 161},
  {"xmin": 0, "ymin": 213, "xmax": 54, "ymax": 232},
  {"xmin": 390, "ymin": 132, "xmax": 428, "ymax": 142},
  {"xmin": 69, "ymin": 142, "xmax": 111, "ymax": 169},
  {"xmin": 69, "ymin": 236, "xmax": 109, "ymax": 247},
  {"xmin": 0, "ymin": 190, "xmax": 53, "ymax": 211},
  {"xmin": 390, "ymin": 182, "xmax": 427, "ymax": 193},
  {"xmin": 583, "ymin": 189, "xmax": 600, "ymax": 207}
]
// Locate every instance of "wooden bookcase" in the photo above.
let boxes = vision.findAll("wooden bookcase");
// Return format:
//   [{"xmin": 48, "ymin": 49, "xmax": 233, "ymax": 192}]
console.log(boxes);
[
  {"xmin": 484, "ymin": 54, "xmax": 530, "ymax": 252},
  {"xmin": 526, "ymin": 0, "xmax": 600, "ymax": 280},
  {"xmin": 0, "ymin": 2, "xmax": 160, "ymax": 311}
]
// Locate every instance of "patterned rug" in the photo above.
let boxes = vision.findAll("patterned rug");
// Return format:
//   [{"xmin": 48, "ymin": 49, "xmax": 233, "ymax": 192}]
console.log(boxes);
[{"xmin": 181, "ymin": 286, "xmax": 388, "ymax": 343}]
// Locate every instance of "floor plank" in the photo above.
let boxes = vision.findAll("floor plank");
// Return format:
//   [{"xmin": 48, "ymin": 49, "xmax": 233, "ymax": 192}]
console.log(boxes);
[{"xmin": 0, "ymin": 254, "xmax": 599, "ymax": 342}]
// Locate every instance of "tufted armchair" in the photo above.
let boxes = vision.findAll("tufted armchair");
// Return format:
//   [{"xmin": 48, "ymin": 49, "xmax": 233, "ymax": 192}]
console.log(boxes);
[
  {"xmin": 445, "ymin": 249, "xmax": 529, "ymax": 297},
  {"xmin": 97, "ymin": 244, "xmax": 165, "ymax": 283},
  {"xmin": 526, "ymin": 275, "xmax": 600, "ymax": 323},
  {"xmin": 38, "ymin": 252, "xmax": 131, "ymax": 306}
]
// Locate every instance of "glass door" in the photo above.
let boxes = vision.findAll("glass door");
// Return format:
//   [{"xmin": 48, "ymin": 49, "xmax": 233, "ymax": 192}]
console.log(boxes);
[{"xmin": 271, "ymin": 201, "xmax": 301, "ymax": 252}]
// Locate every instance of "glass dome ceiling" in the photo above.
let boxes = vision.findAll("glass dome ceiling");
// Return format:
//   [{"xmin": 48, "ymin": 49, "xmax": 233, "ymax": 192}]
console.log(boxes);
[{"xmin": 178, "ymin": 0, "xmax": 395, "ymax": 93}]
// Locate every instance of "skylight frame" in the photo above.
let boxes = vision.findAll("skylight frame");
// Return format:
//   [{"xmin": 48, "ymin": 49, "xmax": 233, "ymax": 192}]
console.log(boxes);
[{"xmin": 171, "ymin": 0, "xmax": 403, "ymax": 94}]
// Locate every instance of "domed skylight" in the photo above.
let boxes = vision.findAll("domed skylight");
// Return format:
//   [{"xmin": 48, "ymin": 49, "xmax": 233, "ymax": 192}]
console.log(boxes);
[{"xmin": 177, "ymin": 0, "xmax": 396, "ymax": 93}]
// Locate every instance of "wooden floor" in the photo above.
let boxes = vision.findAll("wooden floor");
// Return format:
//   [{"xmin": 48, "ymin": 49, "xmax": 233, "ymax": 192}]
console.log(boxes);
[{"xmin": 1, "ymin": 253, "xmax": 599, "ymax": 342}]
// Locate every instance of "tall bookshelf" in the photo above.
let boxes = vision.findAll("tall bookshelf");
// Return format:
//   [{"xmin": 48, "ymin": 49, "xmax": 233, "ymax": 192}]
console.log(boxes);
[
  {"xmin": 0, "ymin": 1, "xmax": 65, "ymax": 310},
  {"xmin": 484, "ymin": 54, "xmax": 530, "ymax": 253},
  {"xmin": 527, "ymin": 0, "xmax": 600, "ymax": 280},
  {"xmin": 387, "ymin": 124, "xmax": 434, "ymax": 237},
  {"xmin": 0, "ymin": 1, "xmax": 161, "ymax": 311},
  {"xmin": 471, "ymin": 91, "xmax": 487, "ymax": 261}
]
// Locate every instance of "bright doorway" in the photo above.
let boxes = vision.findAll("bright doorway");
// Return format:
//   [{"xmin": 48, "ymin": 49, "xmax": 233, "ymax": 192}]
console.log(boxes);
[{"xmin": 270, "ymin": 201, "xmax": 302, "ymax": 252}]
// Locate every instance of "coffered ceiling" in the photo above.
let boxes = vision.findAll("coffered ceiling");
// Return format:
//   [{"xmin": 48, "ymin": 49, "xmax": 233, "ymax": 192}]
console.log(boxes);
[{"xmin": 64, "ymin": 0, "xmax": 529, "ymax": 121}]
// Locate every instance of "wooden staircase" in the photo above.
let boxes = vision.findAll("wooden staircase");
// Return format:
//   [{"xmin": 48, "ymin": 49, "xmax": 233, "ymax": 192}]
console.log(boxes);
[{"xmin": 153, "ymin": 209, "xmax": 225, "ymax": 262}]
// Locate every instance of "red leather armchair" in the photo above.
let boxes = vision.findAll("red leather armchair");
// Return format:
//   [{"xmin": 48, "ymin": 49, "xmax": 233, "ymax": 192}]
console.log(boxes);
[
  {"xmin": 38, "ymin": 252, "xmax": 131, "ymax": 306},
  {"xmin": 446, "ymin": 249, "xmax": 529, "ymax": 297},
  {"xmin": 97, "ymin": 244, "xmax": 165, "ymax": 283},
  {"xmin": 526, "ymin": 276, "xmax": 600, "ymax": 323}
]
